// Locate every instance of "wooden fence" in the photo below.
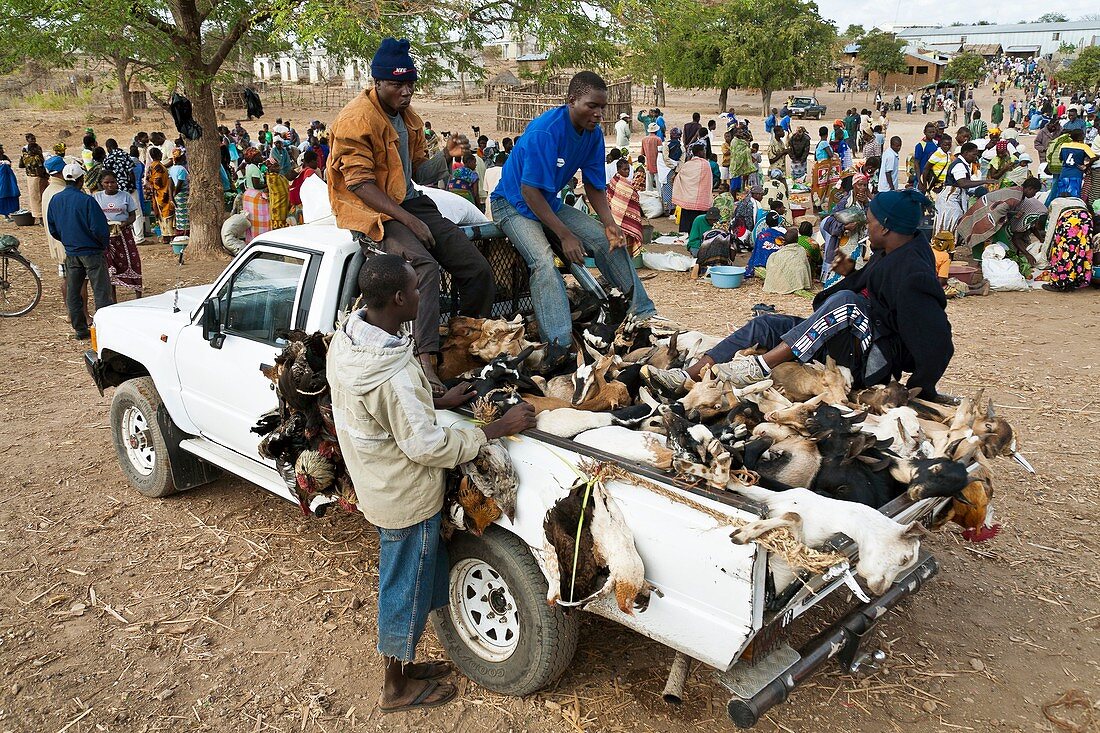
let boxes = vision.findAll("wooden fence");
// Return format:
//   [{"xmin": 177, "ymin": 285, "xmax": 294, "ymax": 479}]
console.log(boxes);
[{"xmin": 495, "ymin": 76, "xmax": 633, "ymax": 135}]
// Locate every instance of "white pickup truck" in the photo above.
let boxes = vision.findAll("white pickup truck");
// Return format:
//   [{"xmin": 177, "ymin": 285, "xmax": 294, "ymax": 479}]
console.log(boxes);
[{"xmin": 85, "ymin": 224, "xmax": 944, "ymax": 727}]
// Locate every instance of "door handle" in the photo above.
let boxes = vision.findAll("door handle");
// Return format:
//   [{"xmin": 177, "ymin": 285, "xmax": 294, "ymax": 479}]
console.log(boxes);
[{"xmin": 260, "ymin": 363, "xmax": 277, "ymax": 390}]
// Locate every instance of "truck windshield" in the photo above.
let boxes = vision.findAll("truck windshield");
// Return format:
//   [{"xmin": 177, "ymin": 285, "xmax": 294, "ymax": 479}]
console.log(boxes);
[{"xmin": 218, "ymin": 251, "xmax": 305, "ymax": 344}]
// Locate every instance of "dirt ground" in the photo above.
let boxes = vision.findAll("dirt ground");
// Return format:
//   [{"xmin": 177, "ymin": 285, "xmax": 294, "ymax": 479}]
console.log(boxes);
[{"xmin": 1, "ymin": 80, "xmax": 1098, "ymax": 733}]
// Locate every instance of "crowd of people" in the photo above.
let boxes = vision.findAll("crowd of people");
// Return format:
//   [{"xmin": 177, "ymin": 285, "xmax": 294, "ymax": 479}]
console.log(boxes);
[{"xmin": 2, "ymin": 39, "xmax": 1099, "ymax": 713}]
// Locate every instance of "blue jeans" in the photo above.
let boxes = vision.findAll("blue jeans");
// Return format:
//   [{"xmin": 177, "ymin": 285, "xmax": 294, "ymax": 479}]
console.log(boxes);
[
  {"xmin": 491, "ymin": 197, "xmax": 657, "ymax": 347},
  {"xmin": 707, "ymin": 291, "xmax": 888, "ymax": 386},
  {"xmin": 376, "ymin": 511, "xmax": 449, "ymax": 662}
]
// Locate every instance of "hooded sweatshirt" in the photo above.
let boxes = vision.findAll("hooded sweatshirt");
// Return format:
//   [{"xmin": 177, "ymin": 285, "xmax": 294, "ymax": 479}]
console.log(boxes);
[{"xmin": 327, "ymin": 311, "xmax": 487, "ymax": 529}]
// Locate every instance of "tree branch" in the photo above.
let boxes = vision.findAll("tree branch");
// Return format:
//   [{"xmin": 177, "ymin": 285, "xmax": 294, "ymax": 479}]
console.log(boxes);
[
  {"xmin": 205, "ymin": 13, "xmax": 249, "ymax": 75},
  {"xmin": 129, "ymin": 3, "xmax": 187, "ymax": 45}
]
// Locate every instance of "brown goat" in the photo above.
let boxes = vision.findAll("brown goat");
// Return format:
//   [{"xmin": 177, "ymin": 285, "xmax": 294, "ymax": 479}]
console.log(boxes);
[
  {"xmin": 851, "ymin": 380, "xmax": 921, "ymax": 414},
  {"xmin": 438, "ymin": 316, "xmax": 528, "ymax": 380},
  {"xmin": 767, "ymin": 356, "xmax": 851, "ymax": 404}
]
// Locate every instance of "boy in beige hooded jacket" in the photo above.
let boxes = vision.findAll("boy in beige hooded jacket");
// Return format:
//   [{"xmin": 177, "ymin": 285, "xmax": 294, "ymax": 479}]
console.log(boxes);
[{"xmin": 327, "ymin": 254, "xmax": 534, "ymax": 713}]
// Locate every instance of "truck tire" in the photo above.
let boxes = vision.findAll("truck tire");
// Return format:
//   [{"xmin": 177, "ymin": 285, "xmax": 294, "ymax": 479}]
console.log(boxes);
[
  {"xmin": 432, "ymin": 526, "xmax": 579, "ymax": 697},
  {"xmin": 110, "ymin": 377, "xmax": 176, "ymax": 498}
]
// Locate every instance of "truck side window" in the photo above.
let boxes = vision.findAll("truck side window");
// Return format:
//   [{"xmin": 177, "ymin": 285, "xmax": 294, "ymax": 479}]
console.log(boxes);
[{"xmin": 218, "ymin": 251, "xmax": 306, "ymax": 344}]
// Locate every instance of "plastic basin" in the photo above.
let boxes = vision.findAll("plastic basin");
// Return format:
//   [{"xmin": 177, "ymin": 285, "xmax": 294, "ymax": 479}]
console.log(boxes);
[
  {"xmin": 709, "ymin": 265, "xmax": 746, "ymax": 289},
  {"xmin": 949, "ymin": 264, "xmax": 980, "ymax": 285}
]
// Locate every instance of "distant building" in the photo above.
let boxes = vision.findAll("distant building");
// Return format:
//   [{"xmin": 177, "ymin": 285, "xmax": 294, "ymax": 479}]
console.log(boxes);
[
  {"xmin": 896, "ymin": 20, "xmax": 1100, "ymax": 58},
  {"xmin": 841, "ymin": 44, "xmax": 948, "ymax": 92},
  {"xmin": 484, "ymin": 29, "xmax": 544, "ymax": 62}
]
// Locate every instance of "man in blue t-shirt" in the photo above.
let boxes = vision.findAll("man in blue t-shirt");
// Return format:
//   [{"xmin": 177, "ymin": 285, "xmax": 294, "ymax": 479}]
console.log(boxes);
[{"xmin": 491, "ymin": 71, "xmax": 670, "ymax": 356}]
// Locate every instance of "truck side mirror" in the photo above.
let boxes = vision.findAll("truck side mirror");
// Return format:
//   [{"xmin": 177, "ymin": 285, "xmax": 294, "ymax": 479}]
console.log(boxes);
[{"xmin": 201, "ymin": 300, "xmax": 225, "ymax": 349}]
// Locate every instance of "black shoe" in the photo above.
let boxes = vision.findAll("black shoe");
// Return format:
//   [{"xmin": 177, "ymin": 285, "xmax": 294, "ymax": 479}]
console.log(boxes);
[
  {"xmin": 71, "ymin": 331, "xmax": 91, "ymax": 341},
  {"xmin": 750, "ymin": 303, "xmax": 776, "ymax": 317}
]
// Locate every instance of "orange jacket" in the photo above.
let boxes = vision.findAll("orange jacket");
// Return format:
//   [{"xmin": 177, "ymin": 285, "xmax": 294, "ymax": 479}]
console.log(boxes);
[{"xmin": 327, "ymin": 88, "xmax": 431, "ymax": 240}]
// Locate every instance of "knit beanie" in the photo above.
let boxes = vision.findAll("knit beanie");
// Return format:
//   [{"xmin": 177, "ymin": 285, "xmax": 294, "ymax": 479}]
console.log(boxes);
[
  {"xmin": 371, "ymin": 38, "xmax": 417, "ymax": 82},
  {"xmin": 868, "ymin": 189, "xmax": 930, "ymax": 235}
]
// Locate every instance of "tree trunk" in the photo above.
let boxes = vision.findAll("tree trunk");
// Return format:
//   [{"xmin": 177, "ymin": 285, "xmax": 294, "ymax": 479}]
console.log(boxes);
[
  {"xmin": 182, "ymin": 74, "xmax": 227, "ymax": 258},
  {"xmin": 113, "ymin": 55, "xmax": 134, "ymax": 122},
  {"xmin": 718, "ymin": 86, "xmax": 729, "ymax": 112},
  {"xmin": 655, "ymin": 72, "xmax": 666, "ymax": 108},
  {"xmin": 761, "ymin": 89, "xmax": 772, "ymax": 117}
]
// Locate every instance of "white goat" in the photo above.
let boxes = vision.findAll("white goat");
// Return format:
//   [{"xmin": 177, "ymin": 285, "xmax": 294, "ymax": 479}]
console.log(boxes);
[
  {"xmin": 536, "ymin": 408, "xmax": 613, "ymax": 438},
  {"xmin": 730, "ymin": 484, "xmax": 923, "ymax": 595},
  {"xmin": 860, "ymin": 406, "xmax": 931, "ymax": 458},
  {"xmin": 573, "ymin": 426, "xmax": 673, "ymax": 469}
]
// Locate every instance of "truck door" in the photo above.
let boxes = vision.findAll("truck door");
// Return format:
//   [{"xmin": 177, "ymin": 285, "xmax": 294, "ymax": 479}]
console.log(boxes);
[{"xmin": 174, "ymin": 246, "xmax": 317, "ymax": 461}]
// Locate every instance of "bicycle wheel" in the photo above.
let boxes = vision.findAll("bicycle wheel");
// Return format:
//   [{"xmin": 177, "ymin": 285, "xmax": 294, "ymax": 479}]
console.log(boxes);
[{"xmin": 0, "ymin": 252, "xmax": 43, "ymax": 317}]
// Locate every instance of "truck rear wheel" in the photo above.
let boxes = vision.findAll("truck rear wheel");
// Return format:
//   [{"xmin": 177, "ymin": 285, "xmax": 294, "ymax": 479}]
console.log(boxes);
[
  {"xmin": 432, "ymin": 526, "xmax": 579, "ymax": 697},
  {"xmin": 110, "ymin": 377, "xmax": 176, "ymax": 498}
]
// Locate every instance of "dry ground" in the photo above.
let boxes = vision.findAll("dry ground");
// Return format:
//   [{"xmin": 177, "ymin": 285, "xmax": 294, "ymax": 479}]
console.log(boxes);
[{"xmin": 1, "ymin": 82, "xmax": 1098, "ymax": 733}]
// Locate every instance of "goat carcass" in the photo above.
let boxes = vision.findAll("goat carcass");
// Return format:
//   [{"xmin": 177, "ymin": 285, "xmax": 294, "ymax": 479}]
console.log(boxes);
[
  {"xmin": 536, "ymin": 408, "xmax": 613, "ymax": 438},
  {"xmin": 730, "ymin": 484, "xmax": 923, "ymax": 595},
  {"xmin": 767, "ymin": 356, "xmax": 851, "ymax": 404},
  {"xmin": 573, "ymin": 426, "xmax": 673, "ymax": 469},
  {"xmin": 543, "ymin": 478, "xmax": 648, "ymax": 614},
  {"xmin": 850, "ymin": 380, "xmax": 921, "ymax": 414}
]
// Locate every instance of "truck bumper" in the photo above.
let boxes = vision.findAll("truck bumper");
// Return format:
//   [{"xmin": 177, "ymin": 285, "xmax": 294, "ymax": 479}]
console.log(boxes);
[
  {"xmin": 724, "ymin": 552, "xmax": 939, "ymax": 728},
  {"xmin": 84, "ymin": 349, "xmax": 107, "ymax": 396}
]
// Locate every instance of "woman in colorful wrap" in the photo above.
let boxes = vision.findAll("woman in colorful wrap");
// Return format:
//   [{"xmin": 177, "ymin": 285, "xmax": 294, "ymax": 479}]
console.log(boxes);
[
  {"xmin": 93, "ymin": 171, "xmax": 143, "ymax": 298},
  {"xmin": 143, "ymin": 147, "xmax": 174, "ymax": 243},
  {"xmin": 1042, "ymin": 198, "xmax": 1095, "ymax": 292},
  {"xmin": 746, "ymin": 209, "xmax": 786, "ymax": 277},
  {"xmin": 672, "ymin": 141, "xmax": 714, "ymax": 234},
  {"xmin": 266, "ymin": 157, "xmax": 290, "ymax": 229},
  {"xmin": 606, "ymin": 158, "xmax": 644, "ymax": 255},
  {"xmin": 819, "ymin": 173, "xmax": 871, "ymax": 286},
  {"xmin": 168, "ymin": 149, "xmax": 190, "ymax": 235},
  {"xmin": 954, "ymin": 178, "xmax": 1045, "ymax": 264},
  {"xmin": 240, "ymin": 147, "xmax": 270, "ymax": 243}
]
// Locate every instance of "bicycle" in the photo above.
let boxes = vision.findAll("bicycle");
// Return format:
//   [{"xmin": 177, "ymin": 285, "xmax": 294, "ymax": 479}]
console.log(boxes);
[{"xmin": 0, "ymin": 234, "xmax": 42, "ymax": 317}]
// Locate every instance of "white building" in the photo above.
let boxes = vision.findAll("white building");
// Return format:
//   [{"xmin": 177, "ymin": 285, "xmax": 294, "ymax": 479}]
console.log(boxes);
[
  {"xmin": 253, "ymin": 51, "xmax": 370, "ymax": 87},
  {"xmin": 484, "ymin": 28, "xmax": 543, "ymax": 61},
  {"xmin": 897, "ymin": 20, "xmax": 1100, "ymax": 58}
]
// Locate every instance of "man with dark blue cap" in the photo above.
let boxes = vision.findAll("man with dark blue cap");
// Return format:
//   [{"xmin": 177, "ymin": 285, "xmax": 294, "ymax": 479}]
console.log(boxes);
[
  {"xmin": 644, "ymin": 189, "xmax": 956, "ymax": 402},
  {"xmin": 328, "ymin": 37, "xmax": 494, "ymax": 394}
]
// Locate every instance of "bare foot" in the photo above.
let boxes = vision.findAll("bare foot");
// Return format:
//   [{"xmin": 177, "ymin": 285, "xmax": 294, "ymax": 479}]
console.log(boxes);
[
  {"xmin": 403, "ymin": 660, "xmax": 452, "ymax": 680},
  {"xmin": 418, "ymin": 354, "xmax": 446, "ymax": 397}
]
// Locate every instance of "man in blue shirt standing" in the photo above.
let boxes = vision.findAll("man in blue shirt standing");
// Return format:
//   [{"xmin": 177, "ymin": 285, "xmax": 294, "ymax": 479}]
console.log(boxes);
[
  {"xmin": 47, "ymin": 163, "xmax": 114, "ymax": 339},
  {"xmin": 491, "ymin": 72, "xmax": 669, "ymax": 358}
]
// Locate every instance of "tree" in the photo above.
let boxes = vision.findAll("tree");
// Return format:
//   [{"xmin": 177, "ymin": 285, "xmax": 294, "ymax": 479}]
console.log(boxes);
[
  {"xmin": 657, "ymin": 0, "xmax": 742, "ymax": 110},
  {"xmin": 7, "ymin": 0, "xmax": 613, "ymax": 256},
  {"xmin": 857, "ymin": 30, "xmax": 906, "ymax": 94},
  {"xmin": 841, "ymin": 24, "xmax": 865, "ymax": 41},
  {"xmin": 1036, "ymin": 12, "xmax": 1067, "ymax": 22},
  {"xmin": 945, "ymin": 52, "xmax": 984, "ymax": 85},
  {"xmin": 721, "ymin": 0, "xmax": 836, "ymax": 114},
  {"xmin": 1063, "ymin": 46, "xmax": 1100, "ymax": 95}
]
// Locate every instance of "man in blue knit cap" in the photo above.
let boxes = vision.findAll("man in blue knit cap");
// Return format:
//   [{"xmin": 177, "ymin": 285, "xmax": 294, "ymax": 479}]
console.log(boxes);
[
  {"xmin": 328, "ymin": 37, "xmax": 494, "ymax": 395},
  {"xmin": 644, "ymin": 189, "xmax": 956, "ymax": 401}
]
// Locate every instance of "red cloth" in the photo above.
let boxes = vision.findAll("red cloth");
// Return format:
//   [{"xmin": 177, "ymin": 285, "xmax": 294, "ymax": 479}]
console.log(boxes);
[
  {"xmin": 642, "ymin": 134, "xmax": 661, "ymax": 173},
  {"xmin": 288, "ymin": 167, "xmax": 315, "ymax": 207}
]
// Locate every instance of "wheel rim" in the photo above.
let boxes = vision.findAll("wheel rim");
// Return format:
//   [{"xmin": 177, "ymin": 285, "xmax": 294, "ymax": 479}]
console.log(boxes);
[
  {"xmin": 0, "ymin": 254, "xmax": 42, "ymax": 317},
  {"xmin": 121, "ymin": 406, "xmax": 156, "ymax": 476},
  {"xmin": 449, "ymin": 558, "xmax": 520, "ymax": 662}
]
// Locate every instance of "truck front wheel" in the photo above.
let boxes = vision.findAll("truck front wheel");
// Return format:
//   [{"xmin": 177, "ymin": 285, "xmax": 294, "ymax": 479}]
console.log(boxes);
[
  {"xmin": 432, "ymin": 526, "xmax": 579, "ymax": 697},
  {"xmin": 110, "ymin": 377, "xmax": 176, "ymax": 498}
]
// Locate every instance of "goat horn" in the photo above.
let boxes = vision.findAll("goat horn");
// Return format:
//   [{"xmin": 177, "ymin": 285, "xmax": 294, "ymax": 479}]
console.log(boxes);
[
  {"xmin": 986, "ymin": 399, "xmax": 996, "ymax": 420},
  {"xmin": 1012, "ymin": 452, "xmax": 1035, "ymax": 474}
]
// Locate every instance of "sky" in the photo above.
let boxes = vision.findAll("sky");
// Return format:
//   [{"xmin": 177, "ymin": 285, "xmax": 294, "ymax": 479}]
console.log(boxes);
[{"xmin": 813, "ymin": 0, "xmax": 1079, "ymax": 35}]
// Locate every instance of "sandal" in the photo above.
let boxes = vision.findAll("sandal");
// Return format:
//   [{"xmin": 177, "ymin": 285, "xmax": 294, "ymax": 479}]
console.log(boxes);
[
  {"xmin": 379, "ymin": 679, "xmax": 457, "ymax": 714},
  {"xmin": 403, "ymin": 660, "xmax": 453, "ymax": 681}
]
